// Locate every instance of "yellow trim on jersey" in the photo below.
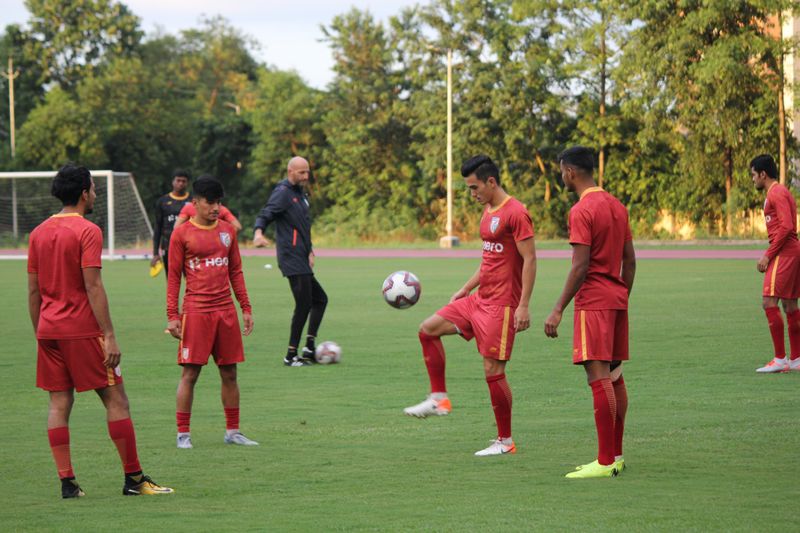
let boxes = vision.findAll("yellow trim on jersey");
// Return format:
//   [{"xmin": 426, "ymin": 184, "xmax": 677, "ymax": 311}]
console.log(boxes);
[
  {"xmin": 51, "ymin": 213, "xmax": 82, "ymax": 218},
  {"xmin": 169, "ymin": 192, "xmax": 190, "ymax": 201},
  {"xmin": 580, "ymin": 186, "xmax": 604, "ymax": 200},
  {"xmin": 767, "ymin": 182, "xmax": 779, "ymax": 194},
  {"xmin": 770, "ymin": 256, "xmax": 780, "ymax": 296},
  {"xmin": 580, "ymin": 310, "xmax": 588, "ymax": 361},
  {"xmin": 487, "ymin": 195, "xmax": 513, "ymax": 214},
  {"xmin": 189, "ymin": 218, "xmax": 219, "ymax": 230},
  {"xmin": 98, "ymin": 337, "xmax": 116, "ymax": 386},
  {"xmin": 499, "ymin": 306, "xmax": 511, "ymax": 360}
]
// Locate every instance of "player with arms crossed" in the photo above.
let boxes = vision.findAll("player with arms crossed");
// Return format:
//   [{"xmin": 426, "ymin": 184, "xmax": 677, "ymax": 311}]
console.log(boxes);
[
  {"xmin": 544, "ymin": 146, "xmax": 635, "ymax": 479},
  {"xmin": 751, "ymin": 154, "xmax": 800, "ymax": 373},
  {"xmin": 151, "ymin": 169, "xmax": 192, "ymax": 277},
  {"xmin": 167, "ymin": 176, "xmax": 257, "ymax": 448},
  {"xmin": 404, "ymin": 155, "xmax": 537, "ymax": 457},
  {"xmin": 28, "ymin": 164, "xmax": 173, "ymax": 498}
]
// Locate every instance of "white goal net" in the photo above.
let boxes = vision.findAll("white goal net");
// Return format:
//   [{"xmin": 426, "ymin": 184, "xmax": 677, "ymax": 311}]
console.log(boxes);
[{"xmin": 0, "ymin": 170, "xmax": 153, "ymax": 259}]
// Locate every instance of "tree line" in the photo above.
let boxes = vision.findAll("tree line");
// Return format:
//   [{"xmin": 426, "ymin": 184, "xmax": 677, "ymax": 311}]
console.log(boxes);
[{"xmin": 1, "ymin": 0, "xmax": 798, "ymax": 241}]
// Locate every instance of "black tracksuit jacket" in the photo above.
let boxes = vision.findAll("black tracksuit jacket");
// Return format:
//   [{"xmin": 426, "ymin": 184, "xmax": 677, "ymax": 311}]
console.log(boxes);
[{"xmin": 254, "ymin": 179, "xmax": 313, "ymax": 277}]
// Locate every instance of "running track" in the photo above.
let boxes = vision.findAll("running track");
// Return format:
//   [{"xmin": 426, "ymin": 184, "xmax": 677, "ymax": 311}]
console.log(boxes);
[{"xmin": 0, "ymin": 248, "xmax": 765, "ymax": 259}]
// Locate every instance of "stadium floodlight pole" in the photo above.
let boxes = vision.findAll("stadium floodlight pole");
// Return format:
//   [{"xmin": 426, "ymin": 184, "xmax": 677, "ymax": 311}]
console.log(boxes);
[
  {"xmin": 427, "ymin": 46, "xmax": 459, "ymax": 248},
  {"xmin": 106, "ymin": 170, "xmax": 115, "ymax": 260},
  {"xmin": 3, "ymin": 57, "xmax": 20, "ymax": 239}
]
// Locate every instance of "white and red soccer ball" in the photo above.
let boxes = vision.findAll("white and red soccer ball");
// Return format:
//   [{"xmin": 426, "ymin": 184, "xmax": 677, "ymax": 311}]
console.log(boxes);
[
  {"xmin": 315, "ymin": 341, "xmax": 342, "ymax": 364},
  {"xmin": 382, "ymin": 271, "xmax": 422, "ymax": 309}
]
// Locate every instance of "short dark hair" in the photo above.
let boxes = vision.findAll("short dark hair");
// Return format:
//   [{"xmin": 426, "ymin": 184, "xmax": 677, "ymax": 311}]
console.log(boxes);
[
  {"xmin": 192, "ymin": 175, "xmax": 224, "ymax": 202},
  {"xmin": 750, "ymin": 154, "xmax": 778, "ymax": 180},
  {"xmin": 51, "ymin": 164, "xmax": 92, "ymax": 206},
  {"xmin": 173, "ymin": 169, "xmax": 191, "ymax": 180},
  {"xmin": 558, "ymin": 146, "xmax": 595, "ymax": 174},
  {"xmin": 461, "ymin": 155, "xmax": 500, "ymax": 185}
]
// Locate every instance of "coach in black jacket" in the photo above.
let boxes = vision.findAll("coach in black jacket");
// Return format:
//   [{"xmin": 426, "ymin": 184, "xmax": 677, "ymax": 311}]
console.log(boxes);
[{"xmin": 254, "ymin": 156, "xmax": 328, "ymax": 367}]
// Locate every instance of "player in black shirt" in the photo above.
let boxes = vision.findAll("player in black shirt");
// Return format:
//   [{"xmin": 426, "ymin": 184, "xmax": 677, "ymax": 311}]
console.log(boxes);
[{"xmin": 151, "ymin": 170, "xmax": 191, "ymax": 277}]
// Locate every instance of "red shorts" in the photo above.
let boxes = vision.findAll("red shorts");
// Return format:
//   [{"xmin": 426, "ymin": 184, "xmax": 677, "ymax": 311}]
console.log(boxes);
[
  {"xmin": 37, "ymin": 337, "xmax": 122, "ymax": 392},
  {"xmin": 572, "ymin": 309, "xmax": 629, "ymax": 364},
  {"xmin": 436, "ymin": 293, "xmax": 516, "ymax": 360},
  {"xmin": 763, "ymin": 255, "xmax": 800, "ymax": 299},
  {"xmin": 178, "ymin": 308, "xmax": 244, "ymax": 366}
]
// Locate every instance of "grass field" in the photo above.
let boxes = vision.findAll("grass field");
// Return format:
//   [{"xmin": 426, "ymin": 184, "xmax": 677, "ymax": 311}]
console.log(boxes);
[{"xmin": 1, "ymin": 256, "xmax": 798, "ymax": 531}]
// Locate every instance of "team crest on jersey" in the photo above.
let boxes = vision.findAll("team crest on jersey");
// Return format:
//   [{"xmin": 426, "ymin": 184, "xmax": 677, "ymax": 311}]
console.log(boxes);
[
  {"xmin": 490, "ymin": 216, "xmax": 501, "ymax": 234},
  {"xmin": 220, "ymin": 232, "xmax": 231, "ymax": 248}
]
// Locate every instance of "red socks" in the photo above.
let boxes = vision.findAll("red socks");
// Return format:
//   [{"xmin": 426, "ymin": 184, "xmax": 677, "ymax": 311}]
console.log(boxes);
[
  {"xmin": 224, "ymin": 407, "xmax": 240, "ymax": 431},
  {"xmin": 176, "ymin": 411, "xmax": 191, "ymax": 433},
  {"xmin": 786, "ymin": 310, "xmax": 800, "ymax": 360},
  {"xmin": 419, "ymin": 332, "xmax": 447, "ymax": 393},
  {"xmin": 47, "ymin": 426, "xmax": 74, "ymax": 479},
  {"xmin": 590, "ymin": 378, "xmax": 616, "ymax": 466},
  {"xmin": 107, "ymin": 418, "xmax": 142, "ymax": 474},
  {"xmin": 612, "ymin": 376, "xmax": 628, "ymax": 458},
  {"xmin": 486, "ymin": 373, "xmax": 512, "ymax": 439},
  {"xmin": 765, "ymin": 307, "xmax": 786, "ymax": 358}
]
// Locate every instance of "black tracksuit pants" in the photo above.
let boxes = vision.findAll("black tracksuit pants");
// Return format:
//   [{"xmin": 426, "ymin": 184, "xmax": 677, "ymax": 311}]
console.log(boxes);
[{"xmin": 287, "ymin": 274, "xmax": 328, "ymax": 348}]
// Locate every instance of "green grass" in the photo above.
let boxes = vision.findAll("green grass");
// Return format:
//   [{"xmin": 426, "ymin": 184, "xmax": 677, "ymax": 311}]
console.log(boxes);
[{"xmin": 1, "ymin": 257, "xmax": 797, "ymax": 531}]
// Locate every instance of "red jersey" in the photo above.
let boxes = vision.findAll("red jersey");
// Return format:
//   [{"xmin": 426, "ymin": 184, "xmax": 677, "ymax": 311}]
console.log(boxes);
[
  {"xmin": 764, "ymin": 182, "xmax": 800, "ymax": 259},
  {"xmin": 167, "ymin": 219, "xmax": 251, "ymax": 321},
  {"xmin": 477, "ymin": 196, "xmax": 535, "ymax": 307},
  {"xmin": 178, "ymin": 203, "xmax": 237, "ymax": 225},
  {"xmin": 27, "ymin": 214, "xmax": 103, "ymax": 339},
  {"xmin": 569, "ymin": 187, "xmax": 632, "ymax": 310}
]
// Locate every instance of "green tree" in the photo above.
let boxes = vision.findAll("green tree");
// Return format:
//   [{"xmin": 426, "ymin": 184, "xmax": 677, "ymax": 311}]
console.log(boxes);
[
  {"xmin": 23, "ymin": 0, "xmax": 142, "ymax": 89},
  {"xmin": 320, "ymin": 8, "xmax": 423, "ymax": 240}
]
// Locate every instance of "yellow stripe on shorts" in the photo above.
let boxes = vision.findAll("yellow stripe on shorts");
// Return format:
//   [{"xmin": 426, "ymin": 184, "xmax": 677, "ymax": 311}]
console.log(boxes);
[
  {"xmin": 499, "ymin": 306, "xmax": 511, "ymax": 360},
  {"xmin": 770, "ymin": 256, "xmax": 780, "ymax": 296},
  {"xmin": 580, "ymin": 310, "xmax": 588, "ymax": 361}
]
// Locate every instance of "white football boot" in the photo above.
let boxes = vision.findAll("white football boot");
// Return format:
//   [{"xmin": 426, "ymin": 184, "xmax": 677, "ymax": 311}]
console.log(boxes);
[
  {"xmin": 756, "ymin": 357, "xmax": 789, "ymax": 373},
  {"xmin": 474, "ymin": 438, "xmax": 516, "ymax": 456},
  {"xmin": 403, "ymin": 395, "xmax": 452, "ymax": 418},
  {"xmin": 224, "ymin": 432, "xmax": 259, "ymax": 446}
]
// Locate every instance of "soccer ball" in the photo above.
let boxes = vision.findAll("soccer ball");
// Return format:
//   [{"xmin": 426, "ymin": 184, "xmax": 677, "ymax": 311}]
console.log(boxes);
[
  {"xmin": 315, "ymin": 341, "xmax": 342, "ymax": 364},
  {"xmin": 382, "ymin": 271, "xmax": 422, "ymax": 309}
]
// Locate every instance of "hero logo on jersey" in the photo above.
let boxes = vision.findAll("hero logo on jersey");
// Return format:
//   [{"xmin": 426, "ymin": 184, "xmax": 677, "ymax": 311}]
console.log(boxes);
[
  {"xmin": 219, "ymin": 232, "xmax": 231, "ymax": 248},
  {"xmin": 490, "ymin": 216, "xmax": 501, "ymax": 234},
  {"xmin": 188, "ymin": 258, "xmax": 201, "ymax": 270},
  {"xmin": 483, "ymin": 241, "xmax": 505, "ymax": 253}
]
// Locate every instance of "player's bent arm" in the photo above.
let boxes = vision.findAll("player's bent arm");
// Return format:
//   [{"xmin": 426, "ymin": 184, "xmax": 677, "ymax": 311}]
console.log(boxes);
[
  {"xmin": 765, "ymin": 195, "xmax": 795, "ymax": 259},
  {"xmin": 83, "ymin": 267, "xmax": 121, "ymax": 367},
  {"xmin": 622, "ymin": 240, "xmax": 636, "ymax": 294},
  {"xmin": 452, "ymin": 265, "xmax": 481, "ymax": 301},
  {"xmin": 173, "ymin": 215, "xmax": 186, "ymax": 229},
  {"xmin": 516, "ymin": 237, "xmax": 537, "ymax": 308},
  {"xmin": 27, "ymin": 272, "xmax": 41, "ymax": 333},
  {"xmin": 228, "ymin": 215, "xmax": 243, "ymax": 233},
  {"xmin": 553, "ymin": 244, "xmax": 590, "ymax": 313}
]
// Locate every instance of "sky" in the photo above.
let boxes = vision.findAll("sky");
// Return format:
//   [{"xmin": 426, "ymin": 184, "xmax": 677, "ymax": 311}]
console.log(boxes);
[{"xmin": 0, "ymin": 0, "xmax": 420, "ymax": 89}]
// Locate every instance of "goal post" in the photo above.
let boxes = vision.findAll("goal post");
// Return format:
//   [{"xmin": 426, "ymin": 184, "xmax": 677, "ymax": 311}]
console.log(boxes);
[{"xmin": 0, "ymin": 170, "xmax": 153, "ymax": 259}]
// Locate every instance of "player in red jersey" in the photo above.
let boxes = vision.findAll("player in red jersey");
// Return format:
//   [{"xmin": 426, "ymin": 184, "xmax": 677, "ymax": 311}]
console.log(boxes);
[
  {"xmin": 173, "ymin": 200, "xmax": 242, "ymax": 232},
  {"xmin": 167, "ymin": 175, "xmax": 256, "ymax": 448},
  {"xmin": 28, "ymin": 165, "xmax": 173, "ymax": 498},
  {"xmin": 544, "ymin": 146, "xmax": 636, "ymax": 479},
  {"xmin": 750, "ymin": 154, "xmax": 800, "ymax": 373},
  {"xmin": 403, "ymin": 155, "xmax": 537, "ymax": 457}
]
